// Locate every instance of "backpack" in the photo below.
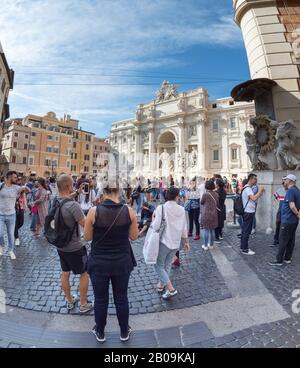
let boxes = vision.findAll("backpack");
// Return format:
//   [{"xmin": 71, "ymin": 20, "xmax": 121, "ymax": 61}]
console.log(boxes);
[
  {"xmin": 44, "ymin": 198, "xmax": 79, "ymax": 249},
  {"xmin": 233, "ymin": 186, "xmax": 249, "ymax": 216}
]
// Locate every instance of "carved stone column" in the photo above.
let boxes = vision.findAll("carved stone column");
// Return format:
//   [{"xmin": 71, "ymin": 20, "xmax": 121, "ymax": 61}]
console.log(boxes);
[
  {"xmin": 220, "ymin": 118, "xmax": 229, "ymax": 174},
  {"xmin": 134, "ymin": 127, "xmax": 142, "ymax": 170},
  {"xmin": 197, "ymin": 118, "xmax": 206, "ymax": 173},
  {"xmin": 148, "ymin": 122, "xmax": 155, "ymax": 171},
  {"xmin": 177, "ymin": 118, "xmax": 186, "ymax": 158}
]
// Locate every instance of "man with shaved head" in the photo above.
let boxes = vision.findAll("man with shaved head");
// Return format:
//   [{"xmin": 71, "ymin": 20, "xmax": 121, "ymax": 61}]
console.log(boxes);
[{"xmin": 55, "ymin": 174, "xmax": 93, "ymax": 313}]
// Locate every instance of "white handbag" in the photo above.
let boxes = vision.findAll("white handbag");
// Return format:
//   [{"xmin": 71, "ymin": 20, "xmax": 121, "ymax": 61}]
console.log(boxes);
[{"xmin": 143, "ymin": 205, "xmax": 166, "ymax": 265}]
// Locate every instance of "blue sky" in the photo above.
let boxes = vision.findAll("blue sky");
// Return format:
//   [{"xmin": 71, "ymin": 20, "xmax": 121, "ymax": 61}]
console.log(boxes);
[{"xmin": 0, "ymin": 0, "xmax": 250, "ymax": 137}]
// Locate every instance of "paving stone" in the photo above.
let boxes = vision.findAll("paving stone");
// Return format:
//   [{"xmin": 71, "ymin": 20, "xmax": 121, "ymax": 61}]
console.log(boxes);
[{"xmin": 0, "ymin": 215, "xmax": 231, "ymax": 316}]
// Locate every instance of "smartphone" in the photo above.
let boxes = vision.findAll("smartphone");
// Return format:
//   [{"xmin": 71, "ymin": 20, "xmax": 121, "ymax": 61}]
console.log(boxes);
[{"xmin": 83, "ymin": 183, "xmax": 89, "ymax": 194}]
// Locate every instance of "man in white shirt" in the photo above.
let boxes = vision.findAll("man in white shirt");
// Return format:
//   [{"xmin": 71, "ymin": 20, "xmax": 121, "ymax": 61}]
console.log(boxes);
[
  {"xmin": 0, "ymin": 171, "xmax": 30, "ymax": 259},
  {"xmin": 241, "ymin": 173, "xmax": 265, "ymax": 255}
]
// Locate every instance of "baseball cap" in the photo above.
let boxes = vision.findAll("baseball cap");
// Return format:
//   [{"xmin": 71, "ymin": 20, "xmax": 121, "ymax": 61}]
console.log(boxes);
[{"xmin": 282, "ymin": 174, "xmax": 297, "ymax": 182}]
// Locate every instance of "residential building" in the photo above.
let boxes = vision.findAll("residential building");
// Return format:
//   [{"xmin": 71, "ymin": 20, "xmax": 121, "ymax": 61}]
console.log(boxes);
[
  {"xmin": 92, "ymin": 137, "xmax": 110, "ymax": 176},
  {"xmin": 0, "ymin": 41, "xmax": 14, "ymax": 136}
]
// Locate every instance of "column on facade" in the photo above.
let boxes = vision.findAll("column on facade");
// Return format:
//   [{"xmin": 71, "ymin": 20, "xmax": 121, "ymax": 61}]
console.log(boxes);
[
  {"xmin": 134, "ymin": 126, "xmax": 141, "ymax": 170},
  {"xmin": 197, "ymin": 117, "xmax": 206, "ymax": 174},
  {"xmin": 220, "ymin": 117, "xmax": 229, "ymax": 175},
  {"xmin": 148, "ymin": 122, "xmax": 155, "ymax": 171},
  {"xmin": 177, "ymin": 118, "xmax": 186, "ymax": 176},
  {"xmin": 177, "ymin": 117, "xmax": 186, "ymax": 157}
]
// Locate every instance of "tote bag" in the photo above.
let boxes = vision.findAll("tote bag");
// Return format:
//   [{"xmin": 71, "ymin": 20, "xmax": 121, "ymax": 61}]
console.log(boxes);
[{"xmin": 143, "ymin": 205, "xmax": 165, "ymax": 265}]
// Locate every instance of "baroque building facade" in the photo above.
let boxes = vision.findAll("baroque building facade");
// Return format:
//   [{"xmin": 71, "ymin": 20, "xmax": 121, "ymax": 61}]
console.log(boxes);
[{"xmin": 110, "ymin": 81, "xmax": 255, "ymax": 180}]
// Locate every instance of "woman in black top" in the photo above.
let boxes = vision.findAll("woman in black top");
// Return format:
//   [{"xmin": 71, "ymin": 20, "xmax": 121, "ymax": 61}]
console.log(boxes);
[
  {"xmin": 215, "ymin": 178, "xmax": 227, "ymax": 242},
  {"xmin": 84, "ymin": 182, "xmax": 139, "ymax": 343}
]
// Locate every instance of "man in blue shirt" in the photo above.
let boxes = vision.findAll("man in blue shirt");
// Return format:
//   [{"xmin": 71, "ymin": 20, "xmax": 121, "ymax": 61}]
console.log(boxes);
[{"xmin": 269, "ymin": 174, "xmax": 300, "ymax": 266}]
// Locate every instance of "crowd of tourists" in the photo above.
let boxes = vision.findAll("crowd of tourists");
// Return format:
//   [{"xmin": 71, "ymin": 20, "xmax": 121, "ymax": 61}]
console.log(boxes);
[{"xmin": 0, "ymin": 169, "xmax": 300, "ymax": 343}]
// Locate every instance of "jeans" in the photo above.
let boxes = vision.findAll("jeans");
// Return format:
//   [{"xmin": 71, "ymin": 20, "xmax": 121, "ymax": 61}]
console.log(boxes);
[
  {"xmin": 159, "ymin": 190, "xmax": 165, "ymax": 204},
  {"xmin": 133, "ymin": 194, "xmax": 142, "ymax": 215},
  {"xmin": 188, "ymin": 208, "xmax": 200, "ymax": 236},
  {"xmin": 30, "ymin": 213, "xmax": 38, "ymax": 231},
  {"xmin": 0, "ymin": 213, "xmax": 16, "ymax": 251},
  {"xmin": 276, "ymin": 222, "xmax": 298, "ymax": 263},
  {"xmin": 154, "ymin": 242, "xmax": 177, "ymax": 285},
  {"xmin": 14, "ymin": 209, "xmax": 24, "ymax": 239},
  {"xmin": 204, "ymin": 229, "xmax": 215, "ymax": 247},
  {"xmin": 89, "ymin": 270, "xmax": 131, "ymax": 335},
  {"xmin": 241, "ymin": 212, "xmax": 255, "ymax": 252}
]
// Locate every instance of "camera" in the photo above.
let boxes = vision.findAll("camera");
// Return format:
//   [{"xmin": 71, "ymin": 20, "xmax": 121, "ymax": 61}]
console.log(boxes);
[{"xmin": 83, "ymin": 183, "xmax": 89, "ymax": 194}]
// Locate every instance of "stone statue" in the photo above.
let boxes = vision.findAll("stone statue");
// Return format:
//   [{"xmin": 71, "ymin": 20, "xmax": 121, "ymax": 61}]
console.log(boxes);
[
  {"xmin": 136, "ymin": 108, "xmax": 143, "ymax": 121},
  {"xmin": 190, "ymin": 125, "xmax": 197, "ymax": 137},
  {"xmin": 177, "ymin": 98, "xmax": 187, "ymax": 112},
  {"xmin": 270, "ymin": 120, "xmax": 300, "ymax": 170},
  {"xmin": 147, "ymin": 106, "xmax": 156, "ymax": 119},
  {"xmin": 156, "ymin": 80, "xmax": 178, "ymax": 102},
  {"xmin": 244, "ymin": 131, "xmax": 269, "ymax": 170},
  {"xmin": 142, "ymin": 131, "xmax": 149, "ymax": 144},
  {"xmin": 189, "ymin": 147, "xmax": 198, "ymax": 167},
  {"xmin": 159, "ymin": 149, "xmax": 171, "ymax": 175}
]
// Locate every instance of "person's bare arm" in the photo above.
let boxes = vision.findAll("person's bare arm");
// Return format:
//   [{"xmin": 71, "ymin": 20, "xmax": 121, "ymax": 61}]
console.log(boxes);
[
  {"xmin": 128, "ymin": 207, "xmax": 139, "ymax": 241},
  {"xmin": 249, "ymin": 188, "xmax": 265, "ymax": 202},
  {"xmin": 70, "ymin": 183, "xmax": 84, "ymax": 199},
  {"xmin": 289, "ymin": 202, "xmax": 299, "ymax": 217},
  {"xmin": 84, "ymin": 207, "xmax": 96, "ymax": 241}
]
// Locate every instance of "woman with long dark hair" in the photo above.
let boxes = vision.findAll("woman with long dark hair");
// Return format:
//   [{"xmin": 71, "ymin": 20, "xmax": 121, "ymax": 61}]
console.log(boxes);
[
  {"xmin": 200, "ymin": 180, "xmax": 219, "ymax": 250},
  {"xmin": 78, "ymin": 180, "xmax": 96, "ymax": 216},
  {"xmin": 84, "ymin": 181, "xmax": 139, "ymax": 344},
  {"xmin": 215, "ymin": 179, "xmax": 227, "ymax": 243}
]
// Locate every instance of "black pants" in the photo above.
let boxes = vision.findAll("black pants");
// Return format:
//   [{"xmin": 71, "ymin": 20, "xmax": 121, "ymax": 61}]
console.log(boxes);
[
  {"xmin": 277, "ymin": 223, "xmax": 298, "ymax": 263},
  {"xmin": 274, "ymin": 221, "xmax": 281, "ymax": 243},
  {"xmin": 90, "ymin": 271, "xmax": 131, "ymax": 335},
  {"xmin": 14, "ymin": 209, "xmax": 24, "ymax": 239},
  {"xmin": 188, "ymin": 208, "xmax": 200, "ymax": 236},
  {"xmin": 241, "ymin": 212, "xmax": 255, "ymax": 252},
  {"xmin": 215, "ymin": 227, "xmax": 223, "ymax": 240}
]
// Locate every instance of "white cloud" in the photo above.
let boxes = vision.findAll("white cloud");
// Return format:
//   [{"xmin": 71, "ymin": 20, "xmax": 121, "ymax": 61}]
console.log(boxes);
[{"xmin": 0, "ymin": 0, "xmax": 243, "ymax": 136}]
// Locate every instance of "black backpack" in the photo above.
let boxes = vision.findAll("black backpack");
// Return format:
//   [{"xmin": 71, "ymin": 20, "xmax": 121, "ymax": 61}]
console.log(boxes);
[
  {"xmin": 233, "ymin": 187, "xmax": 250, "ymax": 216},
  {"xmin": 44, "ymin": 198, "xmax": 79, "ymax": 248}
]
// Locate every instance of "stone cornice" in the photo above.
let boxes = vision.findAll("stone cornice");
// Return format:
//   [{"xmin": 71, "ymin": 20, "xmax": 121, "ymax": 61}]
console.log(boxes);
[{"xmin": 234, "ymin": 0, "xmax": 276, "ymax": 26}]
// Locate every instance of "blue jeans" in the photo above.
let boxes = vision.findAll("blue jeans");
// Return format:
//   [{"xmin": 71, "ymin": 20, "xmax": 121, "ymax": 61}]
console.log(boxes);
[
  {"xmin": 135, "ymin": 194, "xmax": 142, "ymax": 215},
  {"xmin": 154, "ymin": 242, "xmax": 177, "ymax": 285},
  {"xmin": 30, "ymin": 213, "xmax": 38, "ymax": 231},
  {"xmin": 0, "ymin": 214, "xmax": 16, "ymax": 251},
  {"xmin": 204, "ymin": 229, "xmax": 215, "ymax": 247},
  {"xmin": 159, "ymin": 190, "xmax": 165, "ymax": 204}
]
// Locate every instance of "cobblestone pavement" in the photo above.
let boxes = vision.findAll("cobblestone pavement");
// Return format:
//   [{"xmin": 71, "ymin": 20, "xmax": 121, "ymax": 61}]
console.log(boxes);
[
  {"xmin": 225, "ymin": 229, "xmax": 300, "ymax": 314},
  {"xmin": 2, "ymin": 213, "xmax": 300, "ymax": 348},
  {"xmin": 0, "ymin": 216, "xmax": 231, "ymax": 315}
]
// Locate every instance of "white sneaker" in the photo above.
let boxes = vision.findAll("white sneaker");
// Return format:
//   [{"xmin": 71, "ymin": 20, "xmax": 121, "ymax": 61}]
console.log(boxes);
[
  {"xmin": 0, "ymin": 247, "xmax": 3, "ymax": 256},
  {"xmin": 15, "ymin": 238, "xmax": 20, "ymax": 246},
  {"xmin": 208, "ymin": 244, "xmax": 214, "ymax": 249},
  {"xmin": 241, "ymin": 249, "xmax": 255, "ymax": 256},
  {"xmin": 251, "ymin": 229, "xmax": 256, "ymax": 235},
  {"xmin": 202, "ymin": 245, "xmax": 209, "ymax": 251},
  {"xmin": 9, "ymin": 251, "xmax": 16, "ymax": 260}
]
